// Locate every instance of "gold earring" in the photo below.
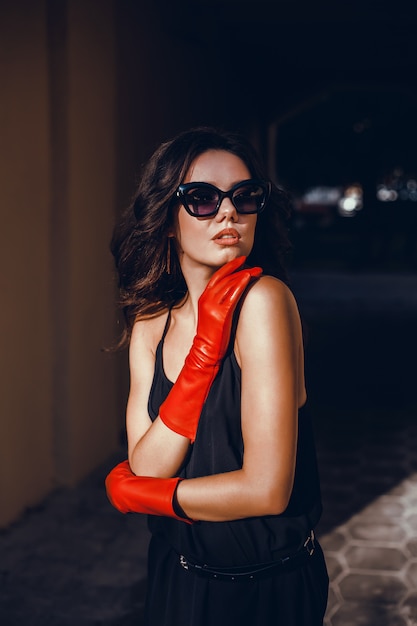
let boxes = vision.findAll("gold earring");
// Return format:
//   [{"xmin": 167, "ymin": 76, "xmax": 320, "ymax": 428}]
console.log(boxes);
[{"xmin": 166, "ymin": 238, "xmax": 172, "ymax": 274}]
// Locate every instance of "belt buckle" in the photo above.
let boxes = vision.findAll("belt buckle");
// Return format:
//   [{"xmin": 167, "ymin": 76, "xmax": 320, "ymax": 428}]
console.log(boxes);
[
  {"xmin": 180, "ymin": 555, "xmax": 189, "ymax": 570},
  {"xmin": 304, "ymin": 530, "xmax": 315, "ymax": 556}
]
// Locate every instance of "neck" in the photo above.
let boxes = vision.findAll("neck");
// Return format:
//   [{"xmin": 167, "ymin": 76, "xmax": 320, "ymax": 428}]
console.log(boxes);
[{"xmin": 180, "ymin": 262, "xmax": 218, "ymax": 323}]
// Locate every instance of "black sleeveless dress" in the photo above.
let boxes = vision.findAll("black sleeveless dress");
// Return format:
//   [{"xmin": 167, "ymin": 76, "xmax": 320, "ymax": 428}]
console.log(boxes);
[{"xmin": 144, "ymin": 312, "xmax": 329, "ymax": 626}]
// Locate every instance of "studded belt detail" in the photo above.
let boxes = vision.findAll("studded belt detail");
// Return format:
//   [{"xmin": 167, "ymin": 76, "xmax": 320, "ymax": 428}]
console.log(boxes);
[{"xmin": 179, "ymin": 530, "xmax": 315, "ymax": 582}]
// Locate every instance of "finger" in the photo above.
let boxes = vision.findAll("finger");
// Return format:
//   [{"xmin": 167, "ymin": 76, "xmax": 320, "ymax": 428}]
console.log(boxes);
[
  {"xmin": 216, "ymin": 266, "xmax": 263, "ymax": 301},
  {"xmin": 207, "ymin": 274, "xmax": 247, "ymax": 304},
  {"xmin": 247, "ymin": 266, "xmax": 263, "ymax": 278},
  {"xmin": 210, "ymin": 265, "xmax": 262, "ymax": 300},
  {"xmin": 200, "ymin": 263, "xmax": 262, "ymax": 311},
  {"xmin": 218, "ymin": 265, "xmax": 262, "ymax": 293},
  {"xmin": 218, "ymin": 271, "xmax": 255, "ymax": 305},
  {"xmin": 221, "ymin": 266, "xmax": 262, "ymax": 295}
]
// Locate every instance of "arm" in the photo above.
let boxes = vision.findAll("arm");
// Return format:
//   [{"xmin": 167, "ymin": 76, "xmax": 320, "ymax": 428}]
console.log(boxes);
[
  {"xmin": 126, "ymin": 316, "xmax": 191, "ymax": 478},
  {"xmin": 109, "ymin": 276, "xmax": 303, "ymax": 522},
  {"xmin": 175, "ymin": 276, "xmax": 305, "ymax": 521},
  {"xmin": 108, "ymin": 277, "xmax": 303, "ymax": 521}
]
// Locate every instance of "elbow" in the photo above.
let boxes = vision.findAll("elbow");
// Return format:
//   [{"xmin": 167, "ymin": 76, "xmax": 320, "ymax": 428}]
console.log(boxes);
[
  {"xmin": 262, "ymin": 495, "xmax": 290, "ymax": 517},
  {"xmin": 128, "ymin": 451, "xmax": 170, "ymax": 478},
  {"xmin": 255, "ymin": 483, "xmax": 292, "ymax": 517}
]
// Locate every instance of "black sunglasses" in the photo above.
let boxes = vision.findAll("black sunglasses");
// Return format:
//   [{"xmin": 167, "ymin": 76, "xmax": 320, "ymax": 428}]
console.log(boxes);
[{"xmin": 176, "ymin": 179, "xmax": 271, "ymax": 217}]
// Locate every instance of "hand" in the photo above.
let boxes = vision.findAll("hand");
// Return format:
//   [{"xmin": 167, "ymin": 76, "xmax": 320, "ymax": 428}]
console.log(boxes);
[
  {"xmin": 159, "ymin": 257, "xmax": 262, "ymax": 441},
  {"xmin": 105, "ymin": 460, "xmax": 192, "ymax": 523},
  {"xmin": 194, "ymin": 255, "xmax": 263, "ymax": 365}
]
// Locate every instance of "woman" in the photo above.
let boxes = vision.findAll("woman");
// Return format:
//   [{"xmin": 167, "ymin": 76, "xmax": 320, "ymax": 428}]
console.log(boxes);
[{"xmin": 106, "ymin": 127, "xmax": 329, "ymax": 625}]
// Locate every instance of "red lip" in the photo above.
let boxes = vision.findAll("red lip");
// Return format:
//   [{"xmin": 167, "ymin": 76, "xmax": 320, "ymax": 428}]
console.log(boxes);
[{"xmin": 213, "ymin": 228, "xmax": 240, "ymax": 242}]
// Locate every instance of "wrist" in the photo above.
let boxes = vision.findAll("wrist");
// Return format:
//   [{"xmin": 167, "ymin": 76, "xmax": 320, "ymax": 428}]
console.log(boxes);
[{"xmin": 172, "ymin": 479, "xmax": 193, "ymax": 522}]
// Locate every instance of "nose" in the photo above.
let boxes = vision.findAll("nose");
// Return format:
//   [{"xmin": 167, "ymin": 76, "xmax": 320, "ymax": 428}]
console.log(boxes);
[{"xmin": 215, "ymin": 196, "xmax": 238, "ymax": 221}]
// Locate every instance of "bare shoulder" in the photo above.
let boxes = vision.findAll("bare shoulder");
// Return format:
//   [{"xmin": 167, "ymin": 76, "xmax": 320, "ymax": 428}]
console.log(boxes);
[
  {"xmin": 235, "ymin": 275, "xmax": 302, "ymax": 356},
  {"xmin": 130, "ymin": 311, "xmax": 170, "ymax": 361},
  {"xmin": 240, "ymin": 274, "xmax": 300, "ymax": 321}
]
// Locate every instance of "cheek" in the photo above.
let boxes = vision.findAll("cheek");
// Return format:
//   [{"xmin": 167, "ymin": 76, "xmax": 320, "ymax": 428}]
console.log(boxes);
[
  {"xmin": 240, "ymin": 219, "xmax": 257, "ymax": 257},
  {"xmin": 174, "ymin": 210, "xmax": 201, "ymax": 251},
  {"xmin": 244, "ymin": 217, "xmax": 257, "ymax": 247}
]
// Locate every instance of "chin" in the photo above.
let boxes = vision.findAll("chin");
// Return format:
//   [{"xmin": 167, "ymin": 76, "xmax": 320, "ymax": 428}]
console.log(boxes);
[
  {"xmin": 218, "ymin": 245, "xmax": 252, "ymax": 261},
  {"xmin": 214, "ymin": 248, "xmax": 242, "ymax": 265}
]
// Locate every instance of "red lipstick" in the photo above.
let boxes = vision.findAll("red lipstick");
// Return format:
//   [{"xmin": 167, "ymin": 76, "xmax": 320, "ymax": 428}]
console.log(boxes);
[{"xmin": 213, "ymin": 228, "xmax": 240, "ymax": 246}]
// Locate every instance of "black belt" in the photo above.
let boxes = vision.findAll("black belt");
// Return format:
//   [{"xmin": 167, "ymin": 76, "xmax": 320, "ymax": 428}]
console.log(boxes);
[{"xmin": 179, "ymin": 530, "xmax": 315, "ymax": 582}]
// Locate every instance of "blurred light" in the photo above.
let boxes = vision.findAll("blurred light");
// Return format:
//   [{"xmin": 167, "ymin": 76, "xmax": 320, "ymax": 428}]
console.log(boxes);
[
  {"xmin": 407, "ymin": 179, "xmax": 417, "ymax": 201},
  {"xmin": 302, "ymin": 186, "xmax": 341, "ymax": 206},
  {"xmin": 377, "ymin": 185, "xmax": 398, "ymax": 202},
  {"xmin": 338, "ymin": 184, "xmax": 363, "ymax": 217},
  {"xmin": 377, "ymin": 167, "xmax": 417, "ymax": 201},
  {"xmin": 339, "ymin": 197, "xmax": 357, "ymax": 211}
]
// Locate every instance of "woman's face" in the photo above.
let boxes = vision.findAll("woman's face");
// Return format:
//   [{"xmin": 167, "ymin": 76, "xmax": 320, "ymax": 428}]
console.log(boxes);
[{"xmin": 173, "ymin": 150, "xmax": 257, "ymax": 274}]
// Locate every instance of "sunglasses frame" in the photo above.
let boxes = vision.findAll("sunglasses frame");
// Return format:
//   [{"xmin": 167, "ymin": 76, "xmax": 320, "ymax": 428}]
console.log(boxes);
[{"xmin": 176, "ymin": 179, "xmax": 271, "ymax": 217}]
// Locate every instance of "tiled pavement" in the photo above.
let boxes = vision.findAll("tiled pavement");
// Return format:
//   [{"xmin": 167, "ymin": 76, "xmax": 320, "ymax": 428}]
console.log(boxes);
[
  {"xmin": 1, "ymin": 271, "xmax": 417, "ymax": 625},
  {"xmin": 296, "ymin": 272, "xmax": 417, "ymax": 626},
  {"xmin": 318, "ymin": 409, "xmax": 417, "ymax": 626}
]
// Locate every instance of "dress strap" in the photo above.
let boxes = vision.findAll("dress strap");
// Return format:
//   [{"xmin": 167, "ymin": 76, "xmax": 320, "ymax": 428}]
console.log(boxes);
[{"xmin": 160, "ymin": 308, "xmax": 172, "ymax": 343}]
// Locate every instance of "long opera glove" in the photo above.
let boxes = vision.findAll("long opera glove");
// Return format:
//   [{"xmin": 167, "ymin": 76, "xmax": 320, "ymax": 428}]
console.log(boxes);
[
  {"xmin": 159, "ymin": 256, "xmax": 262, "ymax": 442},
  {"xmin": 105, "ymin": 460, "xmax": 193, "ymax": 524}
]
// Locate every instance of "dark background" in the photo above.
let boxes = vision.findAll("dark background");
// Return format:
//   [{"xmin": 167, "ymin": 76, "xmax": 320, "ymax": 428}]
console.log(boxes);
[{"xmin": 143, "ymin": 0, "xmax": 417, "ymax": 272}]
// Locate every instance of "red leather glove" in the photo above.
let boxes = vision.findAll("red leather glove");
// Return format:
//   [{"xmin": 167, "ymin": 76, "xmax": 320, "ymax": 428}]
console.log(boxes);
[
  {"xmin": 105, "ymin": 460, "xmax": 192, "ymax": 524},
  {"xmin": 159, "ymin": 256, "xmax": 262, "ymax": 442}
]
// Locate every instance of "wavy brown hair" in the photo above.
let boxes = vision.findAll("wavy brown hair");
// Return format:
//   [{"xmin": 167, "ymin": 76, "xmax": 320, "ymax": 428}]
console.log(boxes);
[{"xmin": 111, "ymin": 126, "xmax": 292, "ymax": 348}]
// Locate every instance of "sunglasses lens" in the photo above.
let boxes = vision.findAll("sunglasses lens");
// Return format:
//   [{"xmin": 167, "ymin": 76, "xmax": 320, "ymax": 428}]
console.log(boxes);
[
  {"xmin": 232, "ymin": 183, "xmax": 266, "ymax": 213},
  {"xmin": 184, "ymin": 187, "xmax": 219, "ymax": 216},
  {"xmin": 179, "ymin": 180, "xmax": 269, "ymax": 216}
]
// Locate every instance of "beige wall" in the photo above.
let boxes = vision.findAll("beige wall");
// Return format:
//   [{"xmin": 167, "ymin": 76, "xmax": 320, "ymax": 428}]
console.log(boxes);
[
  {"xmin": 0, "ymin": 0, "xmax": 54, "ymax": 526},
  {"xmin": 0, "ymin": 0, "xmax": 120, "ymax": 527},
  {"xmin": 57, "ymin": 0, "xmax": 119, "ymax": 484}
]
